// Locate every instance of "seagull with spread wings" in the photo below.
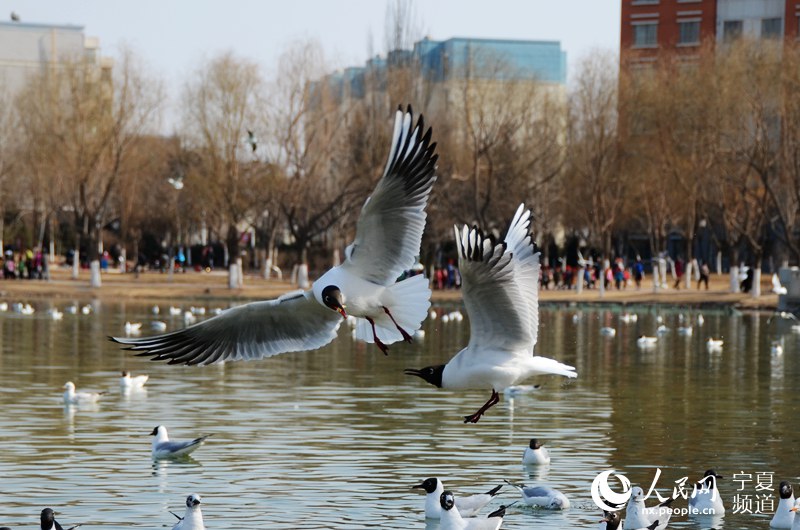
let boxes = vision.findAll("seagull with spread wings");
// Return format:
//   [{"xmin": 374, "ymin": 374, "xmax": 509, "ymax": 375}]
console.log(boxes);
[
  {"xmin": 111, "ymin": 106, "xmax": 437, "ymax": 364},
  {"xmin": 405, "ymin": 205, "xmax": 577, "ymax": 423}
]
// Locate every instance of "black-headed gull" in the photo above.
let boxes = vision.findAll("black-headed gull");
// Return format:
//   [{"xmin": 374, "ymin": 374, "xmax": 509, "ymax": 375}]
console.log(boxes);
[
  {"xmin": 62, "ymin": 382, "xmax": 105, "ymax": 405},
  {"xmin": 688, "ymin": 469, "xmax": 724, "ymax": 515},
  {"xmin": 770, "ymin": 481, "xmax": 794, "ymax": 529},
  {"xmin": 170, "ymin": 494, "xmax": 205, "ymax": 530},
  {"xmin": 405, "ymin": 205, "xmax": 577, "ymax": 423},
  {"xmin": 120, "ymin": 371, "xmax": 148, "ymax": 390},
  {"xmin": 40, "ymin": 508, "xmax": 82, "ymax": 530},
  {"xmin": 600, "ymin": 510, "xmax": 659, "ymax": 530},
  {"xmin": 438, "ymin": 491, "xmax": 507, "ymax": 530},
  {"xmin": 522, "ymin": 438, "xmax": 550, "ymax": 465},
  {"xmin": 413, "ymin": 477, "xmax": 502, "ymax": 519},
  {"xmin": 626, "ymin": 486, "xmax": 673, "ymax": 529},
  {"xmin": 151, "ymin": 425, "xmax": 212, "ymax": 459},
  {"xmin": 111, "ymin": 106, "xmax": 437, "ymax": 363},
  {"xmin": 504, "ymin": 479, "xmax": 569, "ymax": 509}
]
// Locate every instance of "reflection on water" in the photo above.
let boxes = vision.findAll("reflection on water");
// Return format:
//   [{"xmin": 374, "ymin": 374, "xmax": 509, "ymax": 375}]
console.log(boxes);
[{"xmin": 0, "ymin": 300, "xmax": 797, "ymax": 528}]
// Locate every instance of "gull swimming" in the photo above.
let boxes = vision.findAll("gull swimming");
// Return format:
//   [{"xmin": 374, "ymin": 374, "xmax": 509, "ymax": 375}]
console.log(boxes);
[
  {"xmin": 151, "ymin": 425, "xmax": 212, "ymax": 459},
  {"xmin": 112, "ymin": 106, "xmax": 438, "ymax": 363},
  {"xmin": 413, "ymin": 477, "xmax": 502, "ymax": 519},
  {"xmin": 40, "ymin": 508, "xmax": 82, "ymax": 530},
  {"xmin": 522, "ymin": 438, "xmax": 550, "ymax": 465},
  {"xmin": 626, "ymin": 486, "xmax": 673, "ymax": 529},
  {"xmin": 170, "ymin": 493, "xmax": 205, "ymax": 530},
  {"xmin": 63, "ymin": 382, "xmax": 105, "ymax": 405},
  {"xmin": 706, "ymin": 338, "xmax": 724, "ymax": 352},
  {"xmin": 120, "ymin": 371, "xmax": 148, "ymax": 390},
  {"xmin": 405, "ymin": 205, "xmax": 577, "ymax": 423},
  {"xmin": 688, "ymin": 469, "xmax": 724, "ymax": 516},
  {"xmin": 438, "ymin": 491, "xmax": 507, "ymax": 530},
  {"xmin": 504, "ymin": 479, "xmax": 569, "ymax": 509},
  {"xmin": 636, "ymin": 335, "xmax": 657, "ymax": 348},
  {"xmin": 789, "ymin": 498, "xmax": 800, "ymax": 530},
  {"xmin": 770, "ymin": 481, "xmax": 794, "ymax": 529},
  {"xmin": 600, "ymin": 510, "xmax": 659, "ymax": 530}
]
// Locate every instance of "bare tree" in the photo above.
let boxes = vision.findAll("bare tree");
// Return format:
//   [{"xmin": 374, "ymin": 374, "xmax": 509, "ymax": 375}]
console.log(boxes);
[
  {"xmin": 14, "ymin": 48, "xmax": 162, "ymax": 286},
  {"xmin": 181, "ymin": 51, "xmax": 267, "ymax": 288}
]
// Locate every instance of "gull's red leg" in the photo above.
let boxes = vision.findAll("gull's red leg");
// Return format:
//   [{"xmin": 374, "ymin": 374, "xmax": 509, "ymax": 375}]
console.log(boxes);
[
  {"xmin": 463, "ymin": 390, "xmax": 500, "ymax": 424},
  {"xmin": 365, "ymin": 316, "xmax": 389, "ymax": 355},
  {"xmin": 383, "ymin": 306, "xmax": 413, "ymax": 343}
]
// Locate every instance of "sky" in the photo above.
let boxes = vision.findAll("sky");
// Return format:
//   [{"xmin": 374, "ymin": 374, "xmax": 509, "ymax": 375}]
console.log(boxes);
[{"xmin": 5, "ymin": 1, "xmax": 621, "ymax": 129}]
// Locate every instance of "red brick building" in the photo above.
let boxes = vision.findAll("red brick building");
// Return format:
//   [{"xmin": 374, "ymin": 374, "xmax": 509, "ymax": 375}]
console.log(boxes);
[{"xmin": 621, "ymin": 0, "xmax": 800, "ymax": 67}]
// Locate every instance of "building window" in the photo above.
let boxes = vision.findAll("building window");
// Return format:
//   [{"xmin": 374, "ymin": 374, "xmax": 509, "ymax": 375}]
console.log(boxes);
[
  {"xmin": 633, "ymin": 23, "xmax": 658, "ymax": 48},
  {"xmin": 723, "ymin": 20, "xmax": 743, "ymax": 42},
  {"xmin": 678, "ymin": 20, "xmax": 701, "ymax": 45},
  {"xmin": 632, "ymin": 0, "xmax": 659, "ymax": 4},
  {"xmin": 761, "ymin": 17, "xmax": 782, "ymax": 39}
]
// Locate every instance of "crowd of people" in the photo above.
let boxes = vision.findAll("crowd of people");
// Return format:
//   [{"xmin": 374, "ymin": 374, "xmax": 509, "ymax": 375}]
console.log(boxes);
[{"xmin": 1, "ymin": 248, "xmax": 48, "ymax": 280}]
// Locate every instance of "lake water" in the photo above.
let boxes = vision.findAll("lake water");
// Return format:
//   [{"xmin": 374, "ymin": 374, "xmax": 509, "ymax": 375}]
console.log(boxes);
[{"xmin": 0, "ymin": 299, "xmax": 796, "ymax": 529}]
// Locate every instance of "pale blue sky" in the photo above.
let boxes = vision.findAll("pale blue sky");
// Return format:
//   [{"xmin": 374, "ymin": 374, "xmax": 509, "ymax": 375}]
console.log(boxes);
[{"xmin": 6, "ymin": 1, "xmax": 621, "ymax": 127}]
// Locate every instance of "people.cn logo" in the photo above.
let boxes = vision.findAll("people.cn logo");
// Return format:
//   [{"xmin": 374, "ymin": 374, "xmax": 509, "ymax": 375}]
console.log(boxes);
[{"xmin": 591, "ymin": 470, "xmax": 633, "ymax": 511}]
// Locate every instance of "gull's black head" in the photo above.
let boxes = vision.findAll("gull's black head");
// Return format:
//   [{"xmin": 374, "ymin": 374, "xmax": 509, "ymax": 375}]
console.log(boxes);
[
  {"xmin": 697, "ymin": 469, "xmax": 722, "ymax": 489},
  {"xmin": 150, "ymin": 426, "xmax": 161, "ymax": 436},
  {"xmin": 41, "ymin": 508, "xmax": 55, "ymax": 528},
  {"xmin": 321, "ymin": 285, "xmax": 346, "ymax": 318},
  {"xmin": 440, "ymin": 491, "xmax": 455, "ymax": 511},
  {"xmin": 529, "ymin": 438, "xmax": 543, "ymax": 450},
  {"xmin": 121, "ymin": 370, "xmax": 129, "ymax": 377},
  {"xmin": 601, "ymin": 510, "xmax": 621, "ymax": 530},
  {"xmin": 404, "ymin": 365, "xmax": 445, "ymax": 388},
  {"xmin": 412, "ymin": 477, "xmax": 439, "ymax": 494},
  {"xmin": 780, "ymin": 481, "xmax": 793, "ymax": 499},
  {"xmin": 186, "ymin": 493, "xmax": 202, "ymax": 507}
]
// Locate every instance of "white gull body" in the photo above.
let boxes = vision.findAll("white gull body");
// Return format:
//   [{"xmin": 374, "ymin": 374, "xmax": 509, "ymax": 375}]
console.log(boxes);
[
  {"xmin": 171, "ymin": 494, "xmax": 205, "ymax": 530},
  {"xmin": 414, "ymin": 477, "xmax": 502, "ymax": 519},
  {"xmin": 63, "ymin": 381, "xmax": 104, "ymax": 405},
  {"xmin": 770, "ymin": 481, "xmax": 794, "ymax": 529},
  {"xmin": 626, "ymin": 486, "xmax": 673, "ymax": 530},
  {"xmin": 151, "ymin": 425, "xmax": 212, "ymax": 459}
]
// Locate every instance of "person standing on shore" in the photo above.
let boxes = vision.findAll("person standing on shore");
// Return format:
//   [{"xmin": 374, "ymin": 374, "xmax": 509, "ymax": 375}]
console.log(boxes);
[
  {"xmin": 673, "ymin": 257, "xmax": 684, "ymax": 290},
  {"xmin": 698, "ymin": 261, "xmax": 709, "ymax": 290}
]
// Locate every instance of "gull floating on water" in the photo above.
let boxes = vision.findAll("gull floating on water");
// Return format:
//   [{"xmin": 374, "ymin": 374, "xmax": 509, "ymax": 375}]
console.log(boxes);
[
  {"xmin": 405, "ymin": 205, "xmax": 577, "ymax": 423},
  {"xmin": 688, "ymin": 469, "xmax": 724, "ymax": 516},
  {"xmin": 600, "ymin": 327, "xmax": 616, "ymax": 337},
  {"xmin": 169, "ymin": 306, "xmax": 182, "ymax": 316},
  {"xmin": 706, "ymin": 338, "xmax": 724, "ymax": 352},
  {"xmin": 124, "ymin": 321, "xmax": 142, "ymax": 335},
  {"xmin": 40, "ymin": 507, "xmax": 82, "ymax": 530},
  {"xmin": 504, "ymin": 479, "xmax": 569, "ymax": 509},
  {"xmin": 413, "ymin": 477, "xmax": 502, "ymax": 519},
  {"xmin": 770, "ymin": 481, "xmax": 794, "ymax": 529},
  {"xmin": 522, "ymin": 438, "xmax": 550, "ymax": 465},
  {"xmin": 48, "ymin": 308, "xmax": 64, "ymax": 320},
  {"xmin": 152, "ymin": 305, "xmax": 160, "ymax": 315},
  {"xmin": 81, "ymin": 305, "xmax": 92, "ymax": 315},
  {"xmin": 772, "ymin": 339, "xmax": 785, "ymax": 356},
  {"xmin": 151, "ymin": 321, "xmax": 167, "ymax": 332},
  {"xmin": 151, "ymin": 425, "xmax": 212, "ymax": 459},
  {"xmin": 677, "ymin": 326, "xmax": 693, "ymax": 336},
  {"xmin": 637, "ymin": 335, "xmax": 657, "ymax": 348},
  {"xmin": 112, "ymin": 106, "xmax": 438, "ymax": 362},
  {"xmin": 620, "ymin": 313, "xmax": 638, "ymax": 324},
  {"xmin": 438, "ymin": 491, "xmax": 508, "ymax": 530},
  {"xmin": 626, "ymin": 486, "xmax": 673, "ymax": 530},
  {"xmin": 169, "ymin": 493, "xmax": 205, "ymax": 530},
  {"xmin": 600, "ymin": 509, "xmax": 659, "ymax": 530},
  {"xmin": 120, "ymin": 371, "xmax": 148, "ymax": 390},
  {"xmin": 63, "ymin": 382, "xmax": 105, "ymax": 405}
]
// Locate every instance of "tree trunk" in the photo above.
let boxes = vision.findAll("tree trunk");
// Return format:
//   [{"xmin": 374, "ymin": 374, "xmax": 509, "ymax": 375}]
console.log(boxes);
[
  {"xmin": 752, "ymin": 255, "xmax": 763, "ymax": 298},
  {"xmin": 297, "ymin": 245, "xmax": 310, "ymax": 289},
  {"xmin": 729, "ymin": 248, "xmax": 739, "ymax": 293},
  {"xmin": 226, "ymin": 224, "xmax": 239, "ymax": 290}
]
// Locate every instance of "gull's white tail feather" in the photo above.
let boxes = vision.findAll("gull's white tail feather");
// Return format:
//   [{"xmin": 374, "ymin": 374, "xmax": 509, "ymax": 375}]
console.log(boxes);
[
  {"xmin": 354, "ymin": 274, "xmax": 431, "ymax": 345},
  {"xmin": 530, "ymin": 356, "xmax": 577, "ymax": 378}
]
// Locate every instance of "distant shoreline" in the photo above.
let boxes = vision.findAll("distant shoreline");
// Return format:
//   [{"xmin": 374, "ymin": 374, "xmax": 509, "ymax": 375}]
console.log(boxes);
[{"xmin": 0, "ymin": 268, "xmax": 780, "ymax": 311}]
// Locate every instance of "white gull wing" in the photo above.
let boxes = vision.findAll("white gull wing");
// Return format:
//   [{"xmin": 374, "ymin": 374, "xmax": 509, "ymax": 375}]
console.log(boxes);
[
  {"xmin": 111, "ymin": 291, "xmax": 342, "ymax": 365},
  {"xmin": 503, "ymin": 204, "xmax": 540, "ymax": 348},
  {"xmin": 456, "ymin": 220, "xmax": 535, "ymax": 354},
  {"xmin": 341, "ymin": 106, "xmax": 438, "ymax": 285}
]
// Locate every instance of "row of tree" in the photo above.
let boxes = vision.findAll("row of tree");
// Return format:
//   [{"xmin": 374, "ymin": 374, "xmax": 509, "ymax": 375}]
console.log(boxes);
[{"xmin": 1, "ymin": 36, "xmax": 799, "ymax": 294}]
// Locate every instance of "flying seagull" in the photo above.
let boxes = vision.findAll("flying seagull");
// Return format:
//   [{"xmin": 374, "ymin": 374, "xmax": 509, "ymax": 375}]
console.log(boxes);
[
  {"xmin": 405, "ymin": 204, "xmax": 577, "ymax": 422},
  {"xmin": 10, "ymin": 11, "xmax": 20, "ymax": 21},
  {"xmin": 111, "ymin": 106, "xmax": 437, "ymax": 363},
  {"xmin": 246, "ymin": 129, "xmax": 257, "ymax": 153}
]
